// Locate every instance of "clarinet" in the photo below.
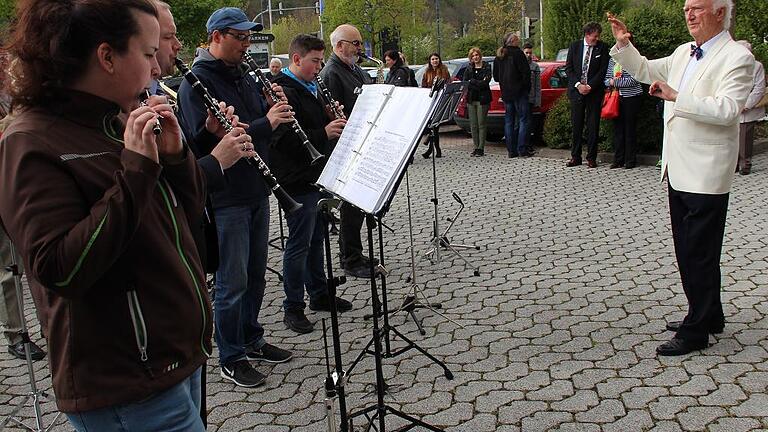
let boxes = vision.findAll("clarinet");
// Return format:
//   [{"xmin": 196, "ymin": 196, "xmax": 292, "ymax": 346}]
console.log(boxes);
[
  {"xmin": 315, "ymin": 74, "xmax": 346, "ymax": 120},
  {"xmin": 242, "ymin": 52, "xmax": 325, "ymax": 166},
  {"xmin": 174, "ymin": 57, "xmax": 302, "ymax": 214},
  {"xmin": 140, "ymin": 90, "xmax": 163, "ymax": 135}
]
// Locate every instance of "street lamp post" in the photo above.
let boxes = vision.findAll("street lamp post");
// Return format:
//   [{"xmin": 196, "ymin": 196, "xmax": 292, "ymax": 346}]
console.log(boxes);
[{"xmin": 435, "ymin": 0, "xmax": 442, "ymax": 56}]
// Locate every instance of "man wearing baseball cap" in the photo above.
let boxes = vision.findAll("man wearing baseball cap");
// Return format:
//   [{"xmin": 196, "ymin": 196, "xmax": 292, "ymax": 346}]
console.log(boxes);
[{"xmin": 178, "ymin": 6, "xmax": 295, "ymax": 388}]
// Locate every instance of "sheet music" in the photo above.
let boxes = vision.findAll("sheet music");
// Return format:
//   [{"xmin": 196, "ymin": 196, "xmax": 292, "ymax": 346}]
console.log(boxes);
[
  {"xmin": 318, "ymin": 84, "xmax": 440, "ymax": 214},
  {"xmin": 317, "ymin": 85, "xmax": 392, "ymax": 189}
]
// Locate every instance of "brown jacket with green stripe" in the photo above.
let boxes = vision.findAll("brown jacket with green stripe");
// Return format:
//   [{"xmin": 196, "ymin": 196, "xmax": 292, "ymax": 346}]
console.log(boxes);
[{"xmin": 0, "ymin": 89, "xmax": 213, "ymax": 413}]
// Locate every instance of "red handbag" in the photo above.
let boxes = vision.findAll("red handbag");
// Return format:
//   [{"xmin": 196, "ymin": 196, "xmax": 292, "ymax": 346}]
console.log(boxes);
[{"xmin": 601, "ymin": 88, "xmax": 620, "ymax": 119}]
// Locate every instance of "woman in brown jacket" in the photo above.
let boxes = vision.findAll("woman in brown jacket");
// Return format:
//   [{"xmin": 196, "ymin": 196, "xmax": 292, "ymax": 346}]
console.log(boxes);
[{"xmin": 0, "ymin": 1, "xmax": 212, "ymax": 430}]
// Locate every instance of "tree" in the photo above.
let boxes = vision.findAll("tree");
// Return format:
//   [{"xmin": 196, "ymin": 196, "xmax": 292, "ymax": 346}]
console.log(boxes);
[
  {"xmin": 622, "ymin": 0, "xmax": 689, "ymax": 60},
  {"xmin": 168, "ymin": 0, "xmax": 247, "ymax": 57},
  {"xmin": 473, "ymin": 0, "xmax": 524, "ymax": 47},
  {"xmin": 322, "ymin": 0, "xmax": 428, "ymax": 60},
  {"xmin": 271, "ymin": 13, "xmax": 322, "ymax": 54},
  {"xmin": 733, "ymin": 0, "xmax": 768, "ymax": 65},
  {"xmin": 542, "ymin": 0, "xmax": 626, "ymax": 56}
]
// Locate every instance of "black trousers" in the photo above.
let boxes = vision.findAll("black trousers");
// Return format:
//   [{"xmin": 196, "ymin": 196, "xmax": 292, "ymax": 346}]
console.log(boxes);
[
  {"xmin": 339, "ymin": 201, "xmax": 365, "ymax": 262},
  {"xmin": 613, "ymin": 95, "xmax": 642, "ymax": 166},
  {"xmin": 668, "ymin": 185, "xmax": 729, "ymax": 344},
  {"xmin": 569, "ymin": 92, "xmax": 602, "ymax": 162}
]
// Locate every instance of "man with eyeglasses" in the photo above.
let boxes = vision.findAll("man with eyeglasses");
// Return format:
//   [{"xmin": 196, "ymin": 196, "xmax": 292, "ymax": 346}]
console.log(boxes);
[
  {"xmin": 177, "ymin": 6, "xmax": 295, "ymax": 388},
  {"xmin": 318, "ymin": 24, "xmax": 379, "ymax": 279}
]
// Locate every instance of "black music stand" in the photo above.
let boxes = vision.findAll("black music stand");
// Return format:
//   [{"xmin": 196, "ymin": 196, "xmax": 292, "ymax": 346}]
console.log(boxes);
[{"xmin": 319, "ymin": 83, "xmax": 454, "ymax": 432}]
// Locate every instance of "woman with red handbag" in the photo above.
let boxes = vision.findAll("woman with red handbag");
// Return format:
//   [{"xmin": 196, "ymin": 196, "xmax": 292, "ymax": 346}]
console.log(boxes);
[{"xmin": 605, "ymin": 58, "xmax": 643, "ymax": 168}]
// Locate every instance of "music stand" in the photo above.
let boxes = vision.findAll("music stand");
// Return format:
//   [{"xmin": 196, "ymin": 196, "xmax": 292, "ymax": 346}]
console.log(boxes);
[
  {"xmin": 422, "ymin": 81, "xmax": 481, "ymax": 276},
  {"xmin": 1, "ymin": 245, "xmax": 62, "ymax": 431},
  {"xmin": 317, "ymin": 83, "xmax": 454, "ymax": 432}
]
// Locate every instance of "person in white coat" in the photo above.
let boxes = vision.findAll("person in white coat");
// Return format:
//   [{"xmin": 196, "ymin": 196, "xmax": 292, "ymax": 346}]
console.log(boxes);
[
  {"xmin": 736, "ymin": 41, "xmax": 765, "ymax": 175},
  {"xmin": 608, "ymin": 0, "xmax": 754, "ymax": 356}
]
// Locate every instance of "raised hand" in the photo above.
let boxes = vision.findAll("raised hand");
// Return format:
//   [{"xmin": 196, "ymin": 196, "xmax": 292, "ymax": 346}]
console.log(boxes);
[{"xmin": 606, "ymin": 12, "xmax": 632, "ymax": 48}]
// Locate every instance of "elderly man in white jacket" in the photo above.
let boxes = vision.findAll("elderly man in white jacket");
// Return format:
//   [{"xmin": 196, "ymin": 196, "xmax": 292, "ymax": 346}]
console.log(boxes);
[
  {"xmin": 736, "ymin": 41, "xmax": 766, "ymax": 175},
  {"xmin": 608, "ymin": 0, "xmax": 754, "ymax": 356}
]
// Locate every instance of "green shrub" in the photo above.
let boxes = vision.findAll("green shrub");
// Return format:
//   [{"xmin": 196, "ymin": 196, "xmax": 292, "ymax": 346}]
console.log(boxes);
[
  {"xmin": 448, "ymin": 34, "xmax": 498, "ymax": 60},
  {"xmin": 543, "ymin": 92, "xmax": 663, "ymax": 155}
]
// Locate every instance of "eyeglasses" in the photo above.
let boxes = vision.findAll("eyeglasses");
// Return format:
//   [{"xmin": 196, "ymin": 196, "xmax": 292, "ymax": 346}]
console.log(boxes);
[
  {"xmin": 340, "ymin": 39, "xmax": 362, "ymax": 47},
  {"xmin": 221, "ymin": 31, "xmax": 251, "ymax": 42}
]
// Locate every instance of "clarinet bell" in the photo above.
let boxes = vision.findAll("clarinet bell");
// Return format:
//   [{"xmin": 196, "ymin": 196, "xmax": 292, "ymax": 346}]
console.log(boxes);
[
  {"xmin": 306, "ymin": 143, "xmax": 325, "ymax": 166},
  {"xmin": 274, "ymin": 187, "xmax": 303, "ymax": 214}
]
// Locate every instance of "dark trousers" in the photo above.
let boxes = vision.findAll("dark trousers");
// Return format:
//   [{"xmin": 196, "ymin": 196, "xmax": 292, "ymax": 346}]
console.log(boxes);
[
  {"xmin": 668, "ymin": 185, "xmax": 729, "ymax": 344},
  {"xmin": 569, "ymin": 92, "xmax": 602, "ymax": 162},
  {"xmin": 613, "ymin": 95, "xmax": 642, "ymax": 166},
  {"xmin": 339, "ymin": 201, "xmax": 365, "ymax": 263}
]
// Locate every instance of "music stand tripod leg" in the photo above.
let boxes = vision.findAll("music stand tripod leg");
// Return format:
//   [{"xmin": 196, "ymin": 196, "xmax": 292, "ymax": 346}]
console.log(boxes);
[{"xmin": 2, "ymin": 245, "xmax": 62, "ymax": 431}]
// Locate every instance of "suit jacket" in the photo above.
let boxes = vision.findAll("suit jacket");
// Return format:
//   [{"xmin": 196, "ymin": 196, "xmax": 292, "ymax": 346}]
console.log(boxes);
[
  {"xmin": 611, "ymin": 33, "xmax": 754, "ymax": 194},
  {"xmin": 565, "ymin": 39, "xmax": 610, "ymax": 101}
]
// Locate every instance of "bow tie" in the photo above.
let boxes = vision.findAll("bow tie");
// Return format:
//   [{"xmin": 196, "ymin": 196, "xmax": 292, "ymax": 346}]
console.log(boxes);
[{"xmin": 690, "ymin": 44, "xmax": 703, "ymax": 60}]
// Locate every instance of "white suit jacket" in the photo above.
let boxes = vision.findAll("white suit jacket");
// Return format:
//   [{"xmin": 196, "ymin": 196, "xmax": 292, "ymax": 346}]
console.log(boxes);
[{"xmin": 610, "ymin": 34, "xmax": 754, "ymax": 194}]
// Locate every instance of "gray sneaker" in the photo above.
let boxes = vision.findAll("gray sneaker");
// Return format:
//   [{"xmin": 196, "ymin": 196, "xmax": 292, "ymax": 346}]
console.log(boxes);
[
  {"xmin": 220, "ymin": 360, "xmax": 266, "ymax": 387},
  {"xmin": 246, "ymin": 343, "xmax": 293, "ymax": 363}
]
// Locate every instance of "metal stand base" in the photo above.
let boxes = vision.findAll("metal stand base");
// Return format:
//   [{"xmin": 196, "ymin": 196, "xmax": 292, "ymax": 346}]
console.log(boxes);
[{"xmin": 1, "ymin": 246, "xmax": 62, "ymax": 432}]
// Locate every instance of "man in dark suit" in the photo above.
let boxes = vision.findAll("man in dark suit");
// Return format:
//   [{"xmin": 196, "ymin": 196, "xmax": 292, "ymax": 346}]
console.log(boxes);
[{"xmin": 565, "ymin": 22, "xmax": 610, "ymax": 168}]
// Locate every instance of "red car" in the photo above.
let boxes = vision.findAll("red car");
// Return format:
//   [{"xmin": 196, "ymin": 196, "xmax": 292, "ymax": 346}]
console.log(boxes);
[{"xmin": 454, "ymin": 60, "xmax": 567, "ymax": 142}]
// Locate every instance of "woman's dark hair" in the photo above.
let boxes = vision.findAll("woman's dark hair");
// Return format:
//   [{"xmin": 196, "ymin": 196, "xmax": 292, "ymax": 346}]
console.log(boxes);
[
  {"xmin": 427, "ymin": 52, "xmax": 442, "ymax": 70},
  {"xmin": 5, "ymin": 0, "xmax": 158, "ymax": 108},
  {"xmin": 383, "ymin": 49, "xmax": 403, "ymax": 69}
]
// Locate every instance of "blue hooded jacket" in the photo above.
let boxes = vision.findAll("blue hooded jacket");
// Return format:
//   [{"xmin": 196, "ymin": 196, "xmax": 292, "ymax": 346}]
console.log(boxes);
[{"xmin": 177, "ymin": 48, "xmax": 272, "ymax": 208}]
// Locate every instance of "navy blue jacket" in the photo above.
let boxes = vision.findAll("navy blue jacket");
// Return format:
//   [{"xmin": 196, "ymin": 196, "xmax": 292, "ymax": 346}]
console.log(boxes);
[{"xmin": 178, "ymin": 49, "xmax": 273, "ymax": 209}]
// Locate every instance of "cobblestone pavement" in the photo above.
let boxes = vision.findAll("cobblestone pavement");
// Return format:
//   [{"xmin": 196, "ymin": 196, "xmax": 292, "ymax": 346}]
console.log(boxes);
[{"xmin": 2, "ymin": 129, "xmax": 768, "ymax": 431}]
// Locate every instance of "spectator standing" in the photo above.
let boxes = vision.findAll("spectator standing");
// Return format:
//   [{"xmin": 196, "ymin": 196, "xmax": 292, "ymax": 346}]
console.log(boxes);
[
  {"xmin": 384, "ymin": 50, "xmax": 411, "ymax": 87},
  {"xmin": 565, "ymin": 22, "xmax": 610, "ymax": 168},
  {"xmin": 523, "ymin": 42, "xmax": 541, "ymax": 152},
  {"xmin": 604, "ymin": 57, "xmax": 643, "ymax": 169},
  {"xmin": 736, "ymin": 41, "xmax": 765, "ymax": 175},
  {"xmin": 494, "ymin": 33, "xmax": 532, "ymax": 158},
  {"xmin": 267, "ymin": 58, "xmax": 283, "ymax": 80},
  {"xmin": 463, "ymin": 47, "xmax": 492, "ymax": 157},
  {"xmin": 421, "ymin": 52, "xmax": 450, "ymax": 158}
]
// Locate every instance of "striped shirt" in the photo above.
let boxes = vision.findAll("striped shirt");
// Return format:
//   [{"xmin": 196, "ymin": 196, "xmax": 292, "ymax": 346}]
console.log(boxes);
[{"xmin": 604, "ymin": 58, "xmax": 643, "ymax": 97}]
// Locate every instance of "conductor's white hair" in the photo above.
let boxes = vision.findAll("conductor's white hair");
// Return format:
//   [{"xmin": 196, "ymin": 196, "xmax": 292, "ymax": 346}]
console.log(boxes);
[{"xmin": 711, "ymin": 0, "xmax": 733, "ymax": 30}]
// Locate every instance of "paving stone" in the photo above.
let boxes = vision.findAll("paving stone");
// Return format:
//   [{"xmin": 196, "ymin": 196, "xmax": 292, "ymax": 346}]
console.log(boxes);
[
  {"xmin": 731, "ymin": 393, "xmax": 768, "ymax": 417},
  {"xmin": 676, "ymin": 406, "xmax": 728, "ymax": 431},
  {"xmin": 602, "ymin": 409, "xmax": 655, "ymax": 432},
  {"xmin": 574, "ymin": 399, "xmax": 626, "ymax": 423}
]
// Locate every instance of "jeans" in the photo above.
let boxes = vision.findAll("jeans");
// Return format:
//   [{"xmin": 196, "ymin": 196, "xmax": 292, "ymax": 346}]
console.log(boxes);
[
  {"xmin": 213, "ymin": 199, "xmax": 269, "ymax": 366},
  {"xmin": 283, "ymin": 190, "xmax": 328, "ymax": 311},
  {"xmin": 503, "ymin": 96, "xmax": 530, "ymax": 155},
  {"xmin": 66, "ymin": 367, "xmax": 204, "ymax": 432},
  {"xmin": 467, "ymin": 102, "xmax": 489, "ymax": 151}
]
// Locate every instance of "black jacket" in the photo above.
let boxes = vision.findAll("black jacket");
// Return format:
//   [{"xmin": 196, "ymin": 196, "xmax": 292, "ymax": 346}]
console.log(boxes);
[
  {"xmin": 463, "ymin": 62, "xmax": 492, "ymax": 105},
  {"xmin": 318, "ymin": 53, "xmax": 372, "ymax": 117},
  {"xmin": 565, "ymin": 39, "xmax": 610, "ymax": 101},
  {"xmin": 386, "ymin": 65, "xmax": 411, "ymax": 87},
  {"xmin": 270, "ymin": 73, "xmax": 333, "ymax": 196},
  {"xmin": 493, "ymin": 46, "xmax": 531, "ymax": 101},
  {"xmin": 177, "ymin": 49, "xmax": 273, "ymax": 209}
]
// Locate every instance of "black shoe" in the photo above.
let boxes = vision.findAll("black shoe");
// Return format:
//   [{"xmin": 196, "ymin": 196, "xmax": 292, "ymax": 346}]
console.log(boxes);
[
  {"xmin": 284, "ymin": 309, "xmax": 314, "ymax": 334},
  {"xmin": 610, "ymin": 162, "xmax": 623, "ymax": 169},
  {"xmin": 246, "ymin": 343, "xmax": 293, "ymax": 363},
  {"xmin": 310, "ymin": 295, "xmax": 353, "ymax": 312},
  {"xmin": 519, "ymin": 151, "xmax": 535, "ymax": 157},
  {"xmin": 422, "ymin": 152, "xmax": 431, "ymax": 159},
  {"xmin": 344, "ymin": 262, "xmax": 375, "ymax": 278},
  {"xmin": 740, "ymin": 168, "xmax": 751, "ymax": 175},
  {"xmin": 435, "ymin": 152, "xmax": 442, "ymax": 158},
  {"xmin": 565, "ymin": 158, "xmax": 581, "ymax": 167},
  {"xmin": 470, "ymin": 149, "xmax": 479, "ymax": 157},
  {"xmin": 477, "ymin": 149, "xmax": 484, "ymax": 156},
  {"xmin": 624, "ymin": 163, "xmax": 636, "ymax": 169},
  {"xmin": 656, "ymin": 337, "xmax": 708, "ymax": 356},
  {"xmin": 8, "ymin": 341, "xmax": 46, "ymax": 361},
  {"xmin": 665, "ymin": 321, "xmax": 723, "ymax": 334},
  {"xmin": 220, "ymin": 360, "xmax": 267, "ymax": 387},
  {"xmin": 508, "ymin": 152, "xmax": 518, "ymax": 158}
]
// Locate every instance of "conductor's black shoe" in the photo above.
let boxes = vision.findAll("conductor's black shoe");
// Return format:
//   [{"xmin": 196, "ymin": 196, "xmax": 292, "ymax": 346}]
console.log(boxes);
[
  {"xmin": 508, "ymin": 152, "xmax": 518, "ymax": 158},
  {"xmin": 310, "ymin": 295, "xmax": 353, "ymax": 313},
  {"xmin": 8, "ymin": 341, "xmax": 46, "ymax": 361},
  {"xmin": 656, "ymin": 338, "xmax": 708, "ymax": 356},
  {"xmin": 284, "ymin": 309, "xmax": 314, "ymax": 334},
  {"xmin": 220, "ymin": 360, "xmax": 267, "ymax": 387},
  {"xmin": 665, "ymin": 321, "xmax": 724, "ymax": 334},
  {"xmin": 246, "ymin": 343, "xmax": 293, "ymax": 363}
]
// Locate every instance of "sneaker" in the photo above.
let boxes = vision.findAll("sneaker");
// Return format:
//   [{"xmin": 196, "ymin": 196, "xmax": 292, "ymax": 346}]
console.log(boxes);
[
  {"xmin": 246, "ymin": 343, "xmax": 293, "ymax": 363},
  {"xmin": 220, "ymin": 360, "xmax": 266, "ymax": 387},
  {"xmin": 310, "ymin": 295, "xmax": 353, "ymax": 313},
  {"xmin": 8, "ymin": 341, "xmax": 46, "ymax": 361},
  {"xmin": 284, "ymin": 309, "xmax": 314, "ymax": 334}
]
